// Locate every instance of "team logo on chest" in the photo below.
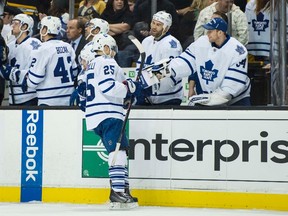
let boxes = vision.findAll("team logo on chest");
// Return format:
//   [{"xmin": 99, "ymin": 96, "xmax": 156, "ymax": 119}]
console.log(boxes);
[
  {"xmin": 30, "ymin": 41, "xmax": 41, "ymax": 50},
  {"xmin": 250, "ymin": 12, "xmax": 269, "ymax": 35},
  {"xmin": 200, "ymin": 60, "xmax": 218, "ymax": 84}
]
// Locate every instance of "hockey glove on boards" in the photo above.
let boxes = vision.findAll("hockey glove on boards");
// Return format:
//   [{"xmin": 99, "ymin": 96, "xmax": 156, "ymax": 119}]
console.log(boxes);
[
  {"xmin": 70, "ymin": 81, "xmax": 87, "ymax": 111},
  {"xmin": 123, "ymin": 79, "xmax": 142, "ymax": 98}
]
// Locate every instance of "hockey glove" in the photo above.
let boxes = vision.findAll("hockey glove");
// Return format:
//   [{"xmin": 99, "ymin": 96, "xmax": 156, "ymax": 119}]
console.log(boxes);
[
  {"xmin": 0, "ymin": 64, "xmax": 13, "ymax": 80},
  {"xmin": 21, "ymin": 74, "xmax": 29, "ymax": 93},
  {"xmin": 69, "ymin": 89, "xmax": 80, "ymax": 106},
  {"xmin": 123, "ymin": 79, "xmax": 142, "ymax": 98},
  {"xmin": 151, "ymin": 58, "xmax": 171, "ymax": 79},
  {"xmin": 188, "ymin": 89, "xmax": 231, "ymax": 106}
]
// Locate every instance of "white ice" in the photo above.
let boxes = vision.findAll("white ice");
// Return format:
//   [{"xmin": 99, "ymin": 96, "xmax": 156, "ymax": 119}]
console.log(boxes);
[{"xmin": 0, "ymin": 203, "xmax": 287, "ymax": 216}]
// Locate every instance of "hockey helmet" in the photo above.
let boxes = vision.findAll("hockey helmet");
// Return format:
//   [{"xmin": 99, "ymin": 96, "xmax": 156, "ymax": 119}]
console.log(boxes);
[
  {"xmin": 12, "ymin": 14, "xmax": 34, "ymax": 34},
  {"xmin": 79, "ymin": 41, "xmax": 95, "ymax": 65},
  {"xmin": 152, "ymin": 11, "xmax": 172, "ymax": 29},
  {"xmin": 92, "ymin": 34, "xmax": 118, "ymax": 56},
  {"xmin": 40, "ymin": 16, "xmax": 61, "ymax": 35},
  {"xmin": 87, "ymin": 18, "xmax": 109, "ymax": 34}
]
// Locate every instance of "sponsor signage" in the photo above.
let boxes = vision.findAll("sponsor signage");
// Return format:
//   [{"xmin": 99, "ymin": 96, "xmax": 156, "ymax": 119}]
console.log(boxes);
[{"xmin": 21, "ymin": 110, "xmax": 43, "ymax": 202}]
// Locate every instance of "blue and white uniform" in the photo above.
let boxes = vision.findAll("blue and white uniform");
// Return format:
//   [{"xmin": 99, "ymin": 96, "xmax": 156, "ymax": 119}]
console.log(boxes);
[
  {"xmin": 7, "ymin": 36, "xmax": 41, "ymax": 104},
  {"xmin": 169, "ymin": 35, "xmax": 250, "ymax": 105},
  {"xmin": 27, "ymin": 38, "xmax": 76, "ymax": 106},
  {"xmin": 84, "ymin": 55, "xmax": 127, "ymax": 131},
  {"xmin": 136, "ymin": 33, "xmax": 183, "ymax": 104},
  {"xmin": 245, "ymin": 0, "xmax": 270, "ymax": 57}
]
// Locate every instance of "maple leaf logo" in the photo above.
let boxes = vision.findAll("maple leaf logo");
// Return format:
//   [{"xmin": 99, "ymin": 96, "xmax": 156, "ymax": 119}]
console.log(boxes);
[
  {"xmin": 30, "ymin": 40, "xmax": 41, "ymax": 50},
  {"xmin": 251, "ymin": 12, "xmax": 269, "ymax": 36},
  {"xmin": 200, "ymin": 60, "xmax": 218, "ymax": 84},
  {"xmin": 169, "ymin": 40, "xmax": 177, "ymax": 48}
]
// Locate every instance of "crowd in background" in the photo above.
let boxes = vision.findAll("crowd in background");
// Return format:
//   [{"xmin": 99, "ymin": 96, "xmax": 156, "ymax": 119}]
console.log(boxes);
[{"xmin": 0, "ymin": 0, "xmax": 273, "ymax": 106}]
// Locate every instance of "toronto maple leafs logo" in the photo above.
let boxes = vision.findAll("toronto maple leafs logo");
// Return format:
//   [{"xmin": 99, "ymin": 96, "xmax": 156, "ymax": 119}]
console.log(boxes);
[
  {"xmin": 251, "ymin": 12, "xmax": 269, "ymax": 35},
  {"xmin": 169, "ymin": 40, "xmax": 177, "ymax": 48},
  {"xmin": 200, "ymin": 60, "xmax": 218, "ymax": 84},
  {"xmin": 30, "ymin": 40, "xmax": 41, "ymax": 50},
  {"xmin": 235, "ymin": 45, "xmax": 245, "ymax": 55}
]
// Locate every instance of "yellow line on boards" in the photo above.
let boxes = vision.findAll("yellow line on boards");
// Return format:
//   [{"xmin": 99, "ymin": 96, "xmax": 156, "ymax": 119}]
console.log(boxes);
[
  {"xmin": 1, "ymin": 187, "xmax": 288, "ymax": 211},
  {"xmin": 0, "ymin": 187, "xmax": 20, "ymax": 202}
]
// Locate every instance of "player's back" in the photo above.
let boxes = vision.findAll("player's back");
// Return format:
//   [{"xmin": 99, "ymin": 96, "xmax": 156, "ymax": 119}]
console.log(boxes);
[
  {"xmin": 29, "ymin": 39, "xmax": 76, "ymax": 106},
  {"xmin": 6, "ymin": 37, "xmax": 41, "ymax": 105}
]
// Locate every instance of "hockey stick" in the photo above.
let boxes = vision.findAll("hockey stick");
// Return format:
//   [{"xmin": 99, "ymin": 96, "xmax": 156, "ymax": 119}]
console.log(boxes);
[{"xmin": 111, "ymin": 35, "xmax": 146, "ymax": 166}]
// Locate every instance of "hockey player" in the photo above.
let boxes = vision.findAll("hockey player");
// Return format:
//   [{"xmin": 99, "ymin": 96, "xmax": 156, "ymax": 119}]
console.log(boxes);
[
  {"xmin": 21, "ymin": 16, "xmax": 78, "ymax": 106},
  {"xmin": 136, "ymin": 11, "xmax": 183, "ymax": 105},
  {"xmin": 75, "ymin": 34, "xmax": 141, "ymax": 209},
  {"xmin": 0, "ymin": 13, "xmax": 41, "ymax": 105},
  {"xmin": 84, "ymin": 18, "xmax": 109, "ymax": 41},
  {"xmin": 169, "ymin": 17, "xmax": 251, "ymax": 106}
]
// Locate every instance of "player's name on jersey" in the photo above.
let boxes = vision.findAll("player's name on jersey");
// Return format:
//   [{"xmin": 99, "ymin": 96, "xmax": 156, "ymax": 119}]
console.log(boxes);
[{"xmin": 56, "ymin": 46, "xmax": 69, "ymax": 54}]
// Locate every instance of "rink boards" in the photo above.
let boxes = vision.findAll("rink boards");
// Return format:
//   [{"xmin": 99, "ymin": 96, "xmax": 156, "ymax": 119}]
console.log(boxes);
[{"xmin": 0, "ymin": 108, "xmax": 288, "ymax": 211}]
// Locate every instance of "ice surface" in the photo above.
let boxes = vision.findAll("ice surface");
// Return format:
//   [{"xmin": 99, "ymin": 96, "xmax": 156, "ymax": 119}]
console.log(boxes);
[{"xmin": 0, "ymin": 203, "xmax": 287, "ymax": 216}]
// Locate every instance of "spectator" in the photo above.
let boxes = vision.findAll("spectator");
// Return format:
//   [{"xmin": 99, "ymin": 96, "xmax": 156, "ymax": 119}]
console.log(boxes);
[
  {"xmin": 134, "ymin": 0, "xmax": 179, "ymax": 38},
  {"xmin": 194, "ymin": 0, "xmax": 249, "ymax": 46},
  {"xmin": 67, "ymin": 17, "xmax": 89, "ymax": 67},
  {"xmin": 115, "ymin": 21, "xmax": 149, "ymax": 67},
  {"xmin": 84, "ymin": 17, "xmax": 109, "ymax": 41},
  {"xmin": 136, "ymin": 11, "xmax": 183, "ymax": 105},
  {"xmin": 101, "ymin": 0, "xmax": 134, "ymax": 50},
  {"xmin": 169, "ymin": 17, "xmax": 251, "ymax": 106},
  {"xmin": 78, "ymin": 0, "xmax": 106, "ymax": 20},
  {"xmin": 1, "ymin": 6, "xmax": 22, "ymax": 44},
  {"xmin": 245, "ymin": 0, "xmax": 270, "ymax": 63},
  {"xmin": 177, "ymin": 0, "xmax": 215, "ymax": 49},
  {"xmin": 46, "ymin": 0, "xmax": 70, "ymax": 41},
  {"xmin": 0, "ymin": 14, "xmax": 40, "ymax": 106},
  {"xmin": 128, "ymin": 0, "xmax": 135, "ymax": 12},
  {"xmin": 21, "ymin": 16, "xmax": 77, "ymax": 106},
  {"xmin": 234, "ymin": 0, "xmax": 247, "ymax": 12}
]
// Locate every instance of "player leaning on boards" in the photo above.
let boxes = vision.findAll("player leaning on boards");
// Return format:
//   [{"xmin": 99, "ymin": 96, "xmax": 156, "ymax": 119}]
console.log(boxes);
[
  {"xmin": 135, "ymin": 10, "xmax": 183, "ymax": 105},
  {"xmin": 19, "ymin": 16, "xmax": 78, "ymax": 106},
  {"xmin": 169, "ymin": 17, "xmax": 250, "ymax": 106},
  {"xmin": 0, "ymin": 13, "xmax": 41, "ymax": 106},
  {"xmin": 71, "ymin": 34, "xmax": 141, "ymax": 209}
]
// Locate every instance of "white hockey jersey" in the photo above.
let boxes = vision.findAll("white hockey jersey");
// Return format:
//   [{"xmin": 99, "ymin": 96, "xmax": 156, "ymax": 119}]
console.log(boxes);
[
  {"xmin": 136, "ymin": 34, "xmax": 183, "ymax": 104},
  {"xmin": 84, "ymin": 55, "xmax": 127, "ymax": 131},
  {"xmin": 7, "ymin": 36, "xmax": 41, "ymax": 104},
  {"xmin": 245, "ymin": 0, "xmax": 270, "ymax": 57},
  {"xmin": 27, "ymin": 39, "xmax": 77, "ymax": 106},
  {"xmin": 169, "ymin": 35, "xmax": 250, "ymax": 105}
]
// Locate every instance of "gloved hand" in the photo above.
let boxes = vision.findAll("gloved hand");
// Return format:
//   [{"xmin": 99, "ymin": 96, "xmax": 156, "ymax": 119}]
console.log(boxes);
[
  {"xmin": 79, "ymin": 98, "xmax": 86, "ymax": 112},
  {"xmin": 70, "ymin": 89, "xmax": 80, "ymax": 106},
  {"xmin": 188, "ymin": 94, "xmax": 210, "ymax": 106},
  {"xmin": 0, "ymin": 64, "xmax": 12, "ymax": 80},
  {"xmin": 9, "ymin": 68, "xmax": 21, "ymax": 83},
  {"xmin": 123, "ymin": 78, "xmax": 142, "ymax": 98},
  {"xmin": 21, "ymin": 74, "xmax": 29, "ymax": 93}
]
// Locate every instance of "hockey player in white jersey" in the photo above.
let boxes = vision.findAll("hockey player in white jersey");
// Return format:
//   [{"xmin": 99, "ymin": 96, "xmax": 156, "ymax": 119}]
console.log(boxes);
[
  {"xmin": 136, "ymin": 11, "xmax": 183, "ymax": 105},
  {"xmin": 85, "ymin": 18, "xmax": 109, "ymax": 41},
  {"xmin": 75, "ymin": 34, "xmax": 141, "ymax": 209},
  {"xmin": 21, "ymin": 16, "xmax": 78, "ymax": 106},
  {"xmin": 0, "ymin": 13, "xmax": 41, "ymax": 105},
  {"xmin": 169, "ymin": 17, "xmax": 251, "ymax": 106}
]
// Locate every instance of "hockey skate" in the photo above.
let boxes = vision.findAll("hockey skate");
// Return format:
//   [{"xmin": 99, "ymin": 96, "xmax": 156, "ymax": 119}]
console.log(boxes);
[
  {"xmin": 109, "ymin": 189, "xmax": 138, "ymax": 210},
  {"xmin": 125, "ymin": 187, "xmax": 138, "ymax": 202}
]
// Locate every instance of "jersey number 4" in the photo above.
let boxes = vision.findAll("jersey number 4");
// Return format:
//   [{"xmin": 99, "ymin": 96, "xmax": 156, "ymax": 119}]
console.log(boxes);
[{"xmin": 54, "ymin": 56, "xmax": 73, "ymax": 83}]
